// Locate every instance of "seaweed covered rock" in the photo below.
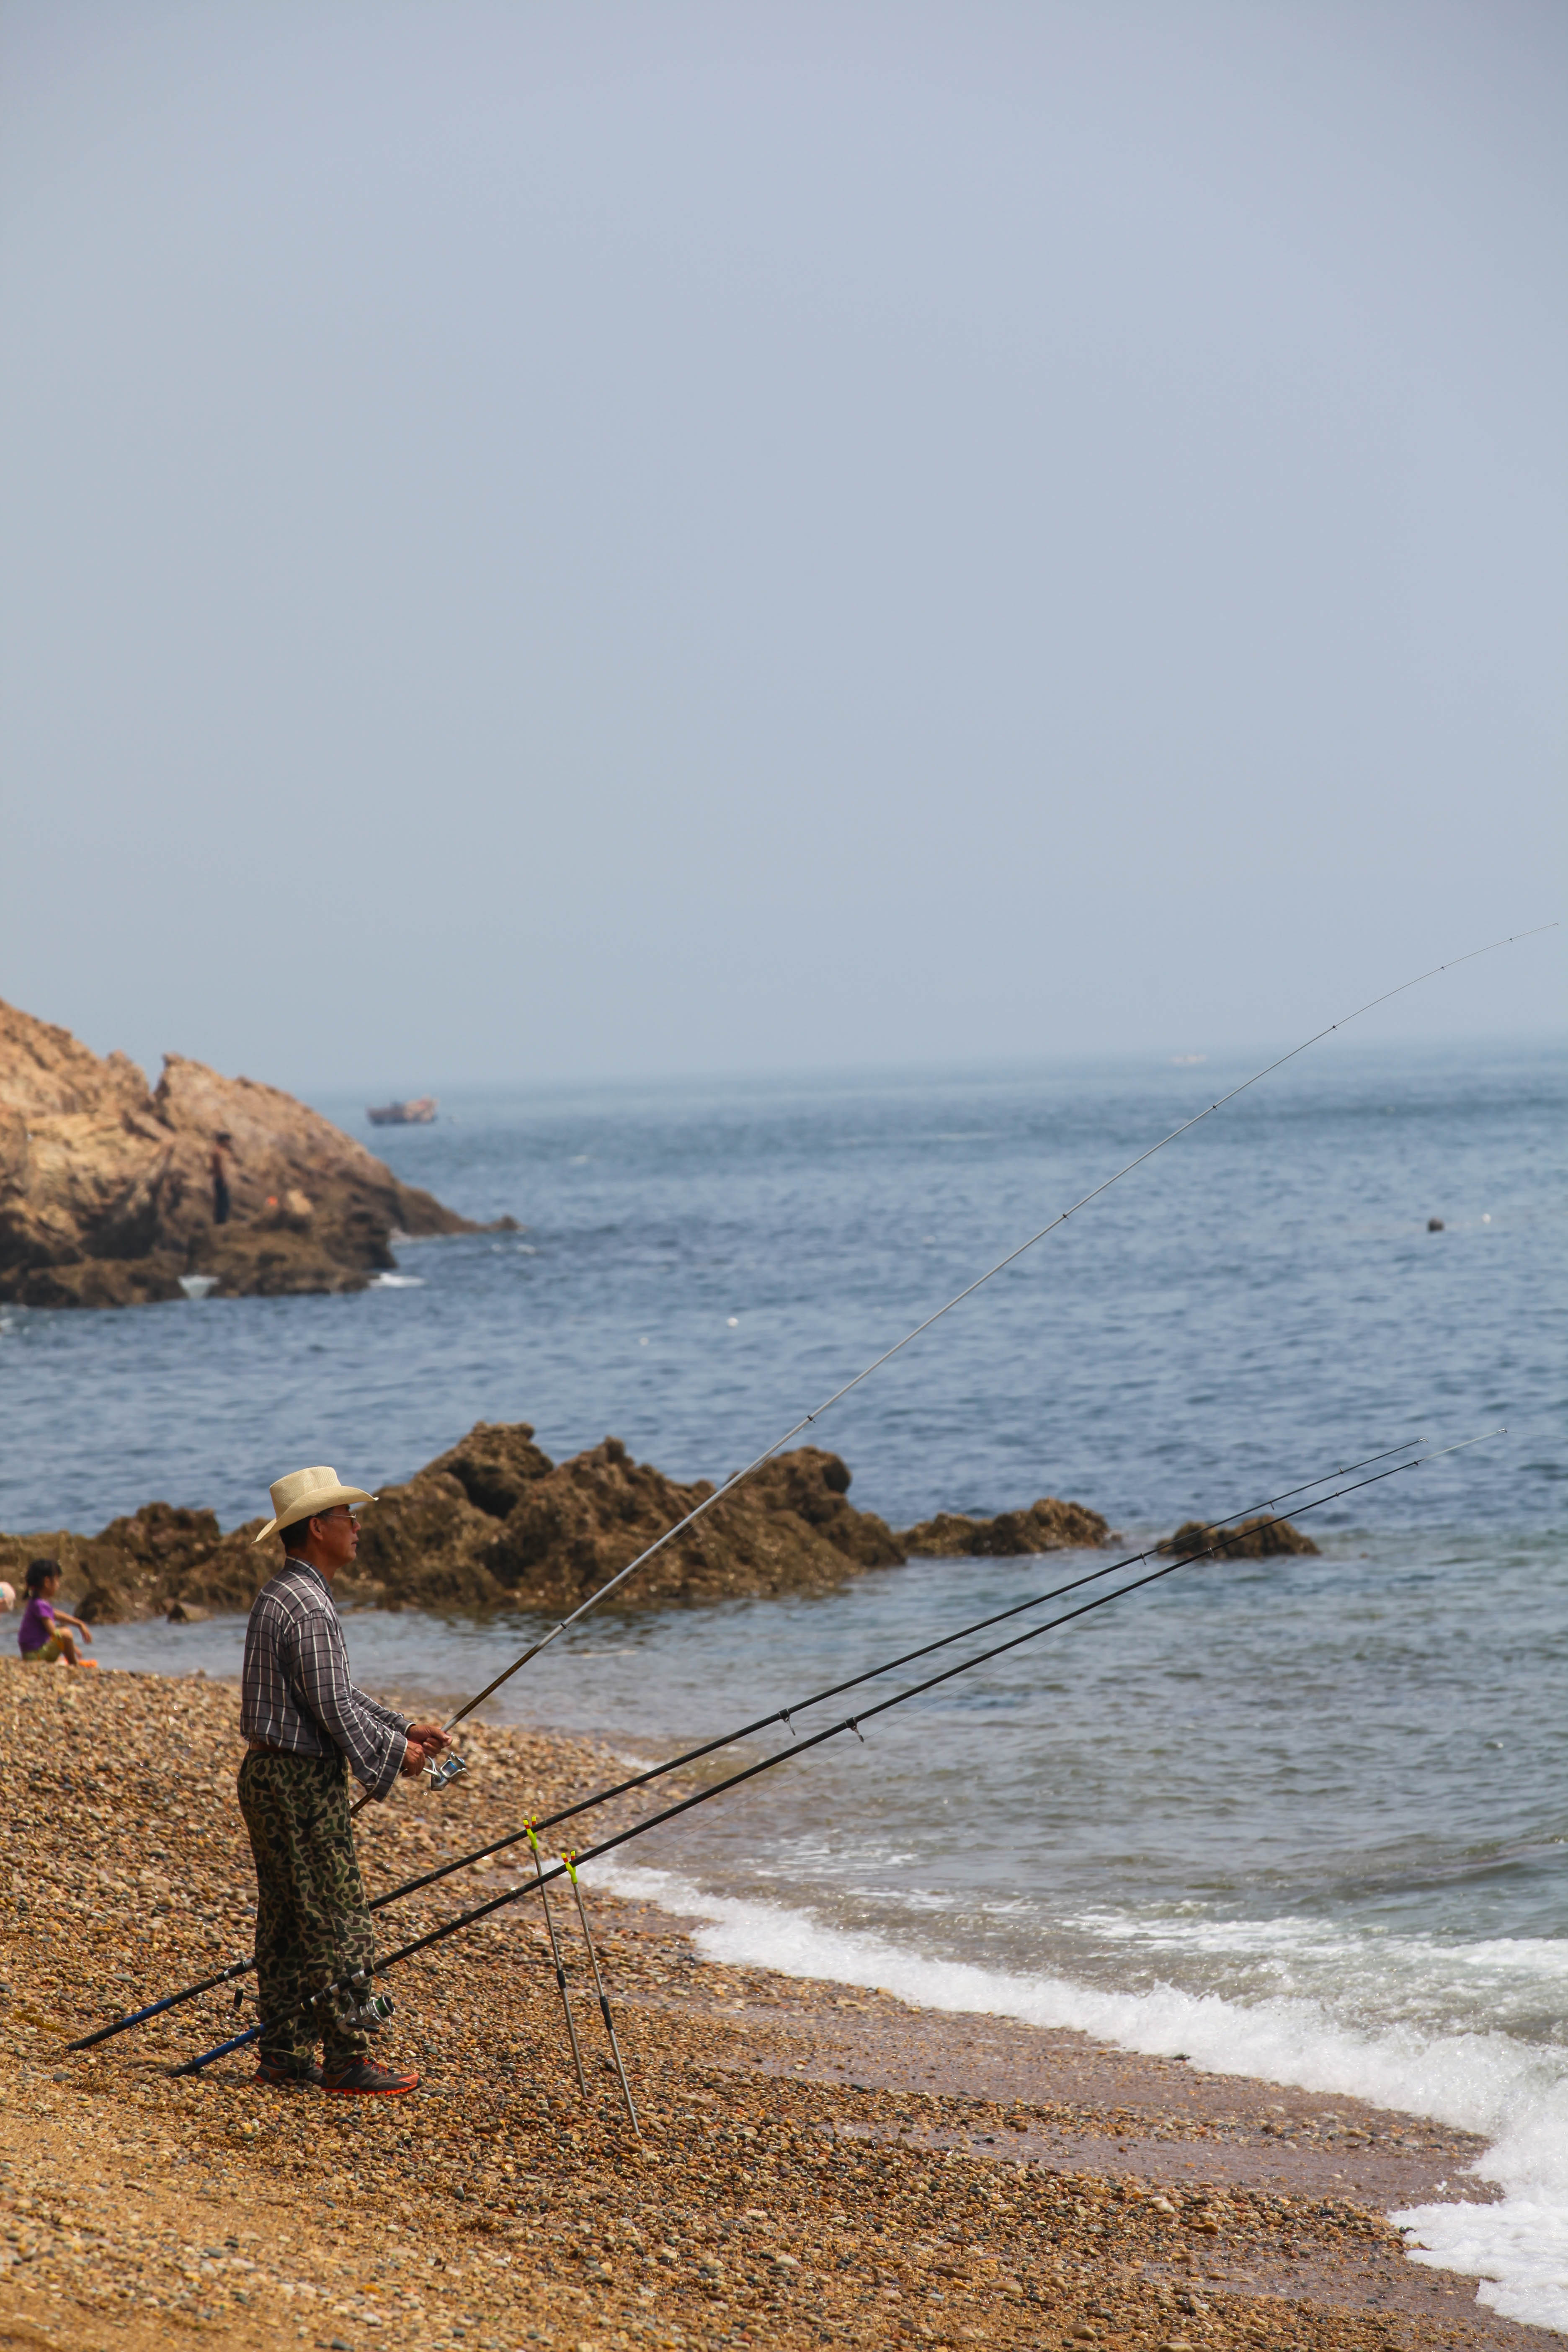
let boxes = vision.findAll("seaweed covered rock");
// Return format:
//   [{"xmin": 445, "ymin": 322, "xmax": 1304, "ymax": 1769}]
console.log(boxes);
[
  {"xmin": 475, "ymin": 1435, "xmax": 899, "ymax": 1608},
  {"xmin": 741, "ymin": 1446, "xmax": 904, "ymax": 1569},
  {"xmin": 425, "ymin": 1421, "xmax": 554, "ymax": 1519},
  {"xmin": 0, "ymin": 1502, "xmax": 228, "ymax": 1623},
  {"xmin": 345, "ymin": 1470, "xmax": 502, "ymax": 1611},
  {"xmin": 1157, "ymin": 1514, "xmax": 1319, "ymax": 1560},
  {"xmin": 4, "ymin": 1421, "xmax": 1113, "ymax": 1621},
  {"xmin": 217, "ymin": 1432, "xmax": 897, "ymax": 1613},
  {"xmin": 898, "ymin": 1497, "xmax": 1110, "ymax": 1558}
]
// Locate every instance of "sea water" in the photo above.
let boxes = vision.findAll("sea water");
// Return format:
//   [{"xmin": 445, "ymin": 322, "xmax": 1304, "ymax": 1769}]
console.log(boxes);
[{"xmin": 2, "ymin": 1038, "xmax": 1563, "ymax": 2325}]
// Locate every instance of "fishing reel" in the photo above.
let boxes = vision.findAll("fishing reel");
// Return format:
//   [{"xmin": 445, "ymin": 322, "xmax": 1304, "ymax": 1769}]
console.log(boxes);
[
  {"xmin": 307, "ymin": 1969, "xmax": 394, "ymax": 2032},
  {"xmin": 424, "ymin": 1750, "xmax": 467, "ymax": 1794},
  {"xmin": 343, "ymin": 1969, "xmax": 395, "ymax": 2032}
]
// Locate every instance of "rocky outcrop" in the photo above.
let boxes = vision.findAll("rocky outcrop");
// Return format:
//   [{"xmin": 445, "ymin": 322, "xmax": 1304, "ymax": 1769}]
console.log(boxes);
[
  {"xmin": 0, "ymin": 998, "xmax": 495, "ymax": 1306},
  {"xmin": 4, "ymin": 1421, "xmax": 1110, "ymax": 1622},
  {"xmin": 299, "ymin": 1431, "xmax": 907, "ymax": 1613},
  {"xmin": 898, "ymin": 1498, "xmax": 1111, "ymax": 1557},
  {"xmin": 0, "ymin": 1502, "xmax": 229, "ymax": 1622},
  {"xmin": 471, "ymin": 1437, "xmax": 906, "ymax": 1609},
  {"xmin": 1157, "ymin": 1515, "xmax": 1319, "ymax": 1560}
]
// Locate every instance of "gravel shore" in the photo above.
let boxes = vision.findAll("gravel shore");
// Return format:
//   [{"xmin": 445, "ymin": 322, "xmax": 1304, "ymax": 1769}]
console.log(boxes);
[{"xmin": 0, "ymin": 1658, "xmax": 1554, "ymax": 2352}]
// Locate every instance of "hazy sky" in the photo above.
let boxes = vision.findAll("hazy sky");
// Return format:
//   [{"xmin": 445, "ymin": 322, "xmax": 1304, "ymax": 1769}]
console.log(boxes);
[{"xmin": 3, "ymin": 1, "xmax": 1562, "ymax": 1093}]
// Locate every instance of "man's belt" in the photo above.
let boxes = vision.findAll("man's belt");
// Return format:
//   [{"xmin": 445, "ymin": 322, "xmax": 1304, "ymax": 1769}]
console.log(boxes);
[{"xmin": 245, "ymin": 1738, "xmax": 341, "ymax": 1762}]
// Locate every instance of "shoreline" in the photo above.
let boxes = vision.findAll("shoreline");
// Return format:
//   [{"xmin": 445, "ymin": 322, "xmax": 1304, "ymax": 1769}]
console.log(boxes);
[{"xmin": 1, "ymin": 1658, "xmax": 1556, "ymax": 2351}]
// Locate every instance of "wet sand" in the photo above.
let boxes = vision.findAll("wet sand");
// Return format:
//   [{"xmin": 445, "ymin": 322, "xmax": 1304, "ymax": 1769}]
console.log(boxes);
[{"xmin": 0, "ymin": 1658, "xmax": 1555, "ymax": 2351}]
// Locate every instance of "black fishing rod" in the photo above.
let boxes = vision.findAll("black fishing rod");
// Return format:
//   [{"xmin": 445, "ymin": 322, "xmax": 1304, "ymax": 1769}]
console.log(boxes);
[
  {"xmin": 385, "ymin": 928, "xmax": 1551, "ymax": 1760},
  {"xmin": 66, "ymin": 1437, "xmax": 1415, "ymax": 2056},
  {"xmin": 167, "ymin": 1430, "xmax": 1498, "ymax": 2078}
]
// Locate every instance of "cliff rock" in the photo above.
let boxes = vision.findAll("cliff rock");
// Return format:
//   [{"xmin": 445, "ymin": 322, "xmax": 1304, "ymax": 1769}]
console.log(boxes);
[
  {"xmin": 5, "ymin": 1423, "xmax": 1107, "ymax": 1623},
  {"xmin": 0, "ymin": 998, "xmax": 488, "ymax": 1306}
]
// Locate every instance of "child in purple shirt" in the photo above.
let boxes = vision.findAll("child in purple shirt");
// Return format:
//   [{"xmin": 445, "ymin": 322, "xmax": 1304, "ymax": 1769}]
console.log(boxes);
[{"xmin": 18, "ymin": 1560, "xmax": 97, "ymax": 1668}]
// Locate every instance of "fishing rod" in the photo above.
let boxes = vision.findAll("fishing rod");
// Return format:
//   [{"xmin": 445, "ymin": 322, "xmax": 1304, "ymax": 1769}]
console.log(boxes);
[
  {"xmin": 388, "ymin": 927, "xmax": 1551, "ymax": 1765},
  {"xmin": 167, "ymin": 1429, "xmax": 1498, "ymax": 2078},
  {"xmin": 564, "ymin": 1850, "xmax": 640, "ymax": 2134},
  {"xmin": 527, "ymin": 1818, "xmax": 586, "ymax": 2095},
  {"xmin": 67, "ymin": 1437, "xmax": 1416, "ymax": 2055}
]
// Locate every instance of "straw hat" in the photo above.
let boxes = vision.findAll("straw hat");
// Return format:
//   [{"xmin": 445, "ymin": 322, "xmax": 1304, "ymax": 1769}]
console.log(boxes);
[{"xmin": 254, "ymin": 1465, "xmax": 378, "ymax": 1545}]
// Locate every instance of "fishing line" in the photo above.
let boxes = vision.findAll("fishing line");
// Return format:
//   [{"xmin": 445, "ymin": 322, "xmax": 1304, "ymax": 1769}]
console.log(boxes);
[
  {"xmin": 67, "ymin": 1436, "xmax": 1414, "ymax": 2054},
  {"xmin": 402, "ymin": 926, "xmax": 1552, "ymax": 1753},
  {"xmin": 166, "ymin": 1429, "xmax": 1499, "ymax": 2077}
]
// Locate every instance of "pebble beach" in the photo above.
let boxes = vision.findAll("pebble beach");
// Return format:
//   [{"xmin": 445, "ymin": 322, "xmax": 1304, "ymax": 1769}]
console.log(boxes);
[{"xmin": 0, "ymin": 1658, "xmax": 1556, "ymax": 2352}]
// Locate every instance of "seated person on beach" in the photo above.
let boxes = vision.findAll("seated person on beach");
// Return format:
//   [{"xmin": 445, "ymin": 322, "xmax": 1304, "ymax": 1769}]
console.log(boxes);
[{"xmin": 17, "ymin": 1560, "xmax": 98, "ymax": 1668}]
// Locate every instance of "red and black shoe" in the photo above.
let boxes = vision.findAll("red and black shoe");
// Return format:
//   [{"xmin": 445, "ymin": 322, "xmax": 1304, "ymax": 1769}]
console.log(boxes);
[
  {"xmin": 253, "ymin": 2058, "xmax": 324, "ymax": 2089},
  {"xmin": 320, "ymin": 2059, "xmax": 419, "ymax": 2096}
]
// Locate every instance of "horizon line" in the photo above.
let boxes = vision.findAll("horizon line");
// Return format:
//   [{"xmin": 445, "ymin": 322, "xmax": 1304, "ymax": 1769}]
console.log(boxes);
[{"xmin": 300, "ymin": 1027, "xmax": 1568, "ymax": 1105}]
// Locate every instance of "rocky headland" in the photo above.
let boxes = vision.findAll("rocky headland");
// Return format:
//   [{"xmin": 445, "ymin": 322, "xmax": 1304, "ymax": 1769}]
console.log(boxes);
[
  {"xmin": 0, "ymin": 995, "xmax": 497, "ymax": 1308},
  {"xmin": 2, "ymin": 1421, "xmax": 1117, "ymax": 1622}
]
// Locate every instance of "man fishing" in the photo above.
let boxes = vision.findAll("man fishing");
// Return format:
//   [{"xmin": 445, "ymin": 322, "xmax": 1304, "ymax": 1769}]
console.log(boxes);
[{"xmin": 240, "ymin": 1464, "xmax": 451, "ymax": 2094}]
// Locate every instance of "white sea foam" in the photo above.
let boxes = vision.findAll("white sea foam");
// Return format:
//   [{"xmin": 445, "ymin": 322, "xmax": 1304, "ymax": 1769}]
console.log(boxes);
[
  {"xmin": 369, "ymin": 1272, "xmax": 425, "ymax": 1288},
  {"xmin": 596, "ymin": 1859, "xmax": 1568, "ymax": 2335}
]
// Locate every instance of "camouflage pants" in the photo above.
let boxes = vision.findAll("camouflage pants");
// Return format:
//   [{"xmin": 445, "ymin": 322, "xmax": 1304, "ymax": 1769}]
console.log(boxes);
[{"xmin": 237, "ymin": 1750, "xmax": 373, "ymax": 2071}]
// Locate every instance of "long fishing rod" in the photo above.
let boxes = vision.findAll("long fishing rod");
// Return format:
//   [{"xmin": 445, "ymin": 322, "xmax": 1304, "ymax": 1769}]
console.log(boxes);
[
  {"xmin": 399, "ymin": 928, "xmax": 1550, "ymax": 1758},
  {"xmin": 67, "ymin": 1437, "xmax": 1416, "ymax": 2055},
  {"xmin": 564, "ymin": 1850, "xmax": 640, "ymax": 2134},
  {"xmin": 168, "ymin": 1430, "xmax": 1498, "ymax": 2077},
  {"xmin": 527, "ymin": 1818, "xmax": 586, "ymax": 2095}
]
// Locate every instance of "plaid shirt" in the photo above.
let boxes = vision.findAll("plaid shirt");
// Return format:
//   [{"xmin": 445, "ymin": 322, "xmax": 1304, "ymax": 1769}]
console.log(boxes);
[{"xmin": 240, "ymin": 1557, "xmax": 410, "ymax": 1800}]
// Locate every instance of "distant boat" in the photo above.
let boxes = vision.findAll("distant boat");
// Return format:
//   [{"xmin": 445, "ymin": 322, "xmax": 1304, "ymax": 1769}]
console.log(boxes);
[{"xmin": 366, "ymin": 1096, "xmax": 438, "ymax": 1127}]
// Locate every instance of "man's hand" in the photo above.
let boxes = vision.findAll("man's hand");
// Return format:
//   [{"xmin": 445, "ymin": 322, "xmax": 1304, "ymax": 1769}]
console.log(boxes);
[
  {"xmin": 398, "ymin": 1739, "xmax": 429, "ymax": 1778},
  {"xmin": 406, "ymin": 1722, "xmax": 450, "ymax": 1754}
]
